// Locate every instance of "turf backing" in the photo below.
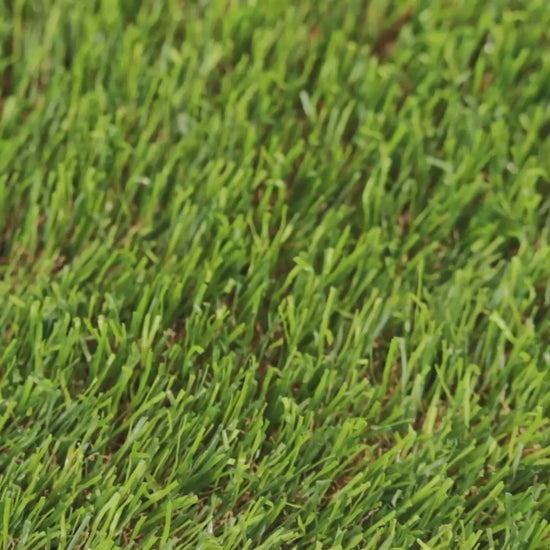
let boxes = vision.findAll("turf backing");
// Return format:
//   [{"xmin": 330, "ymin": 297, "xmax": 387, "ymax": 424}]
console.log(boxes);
[{"xmin": 1, "ymin": 1, "xmax": 550, "ymax": 549}]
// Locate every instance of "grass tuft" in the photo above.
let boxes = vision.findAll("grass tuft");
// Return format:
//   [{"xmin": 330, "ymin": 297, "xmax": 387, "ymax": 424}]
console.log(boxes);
[{"xmin": 1, "ymin": 1, "xmax": 550, "ymax": 548}]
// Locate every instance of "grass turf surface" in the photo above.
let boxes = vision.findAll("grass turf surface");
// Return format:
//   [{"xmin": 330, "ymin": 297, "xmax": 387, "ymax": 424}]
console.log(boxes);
[{"xmin": 1, "ymin": 0, "xmax": 550, "ymax": 548}]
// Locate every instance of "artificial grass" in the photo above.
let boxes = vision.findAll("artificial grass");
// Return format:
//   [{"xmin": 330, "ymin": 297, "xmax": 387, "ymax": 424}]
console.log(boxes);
[{"xmin": 1, "ymin": 0, "xmax": 550, "ymax": 548}]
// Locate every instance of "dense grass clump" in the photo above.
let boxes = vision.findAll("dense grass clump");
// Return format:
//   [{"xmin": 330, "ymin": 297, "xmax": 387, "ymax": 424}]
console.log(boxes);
[{"xmin": 1, "ymin": 1, "xmax": 550, "ymax": 548}]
